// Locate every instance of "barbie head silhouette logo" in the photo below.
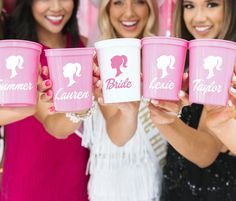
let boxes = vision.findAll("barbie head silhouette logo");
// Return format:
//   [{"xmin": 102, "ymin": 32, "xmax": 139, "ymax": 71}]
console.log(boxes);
[
  {"xmin": 6, "ymin": 55, "xmax": 24, "ymax": 78},
  {"xmin": 63, "ymin": 63, "xmax": 81, "ymax": 87},
  {"xmin": 203, "ymin": 56, "xmax": 222, "ymax": 79},
  {"xmin": 111, "ymin": 55, "xmax": 128, "ymax": 77},
  {"xmin": 156, "ymin": 55, "xmax": 175, "ymax": 79}
]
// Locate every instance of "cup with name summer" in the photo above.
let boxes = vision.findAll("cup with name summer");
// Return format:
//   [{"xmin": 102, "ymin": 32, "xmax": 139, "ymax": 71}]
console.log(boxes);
[
  {"xmin": 0, "ymin": 40, "xmax": 42, "ymax": 106},
  {"xmin": 95, "ymin": 38, "xmax": 141, "ymax": 104},
  {"xmin": 189, "ymin": 39, "xmax": 236, "ymax": 106},
  {"xmin": 142, "ymin": 36, "xmax": 188, "ymax": 101},
  {"xmin": 45, "ymin": 47, "xmax": 94, "ymax": 112}
]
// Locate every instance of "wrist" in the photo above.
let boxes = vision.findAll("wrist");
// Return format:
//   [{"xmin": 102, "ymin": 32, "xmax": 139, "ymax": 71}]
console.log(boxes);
[{"xmin": 65, "ymin": 101, "xmax": 96, "ymax": 123}]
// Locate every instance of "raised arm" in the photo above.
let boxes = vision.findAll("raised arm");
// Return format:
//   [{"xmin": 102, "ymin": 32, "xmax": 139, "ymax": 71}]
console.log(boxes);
[
  {"xmin": 0, "ymin": 106, "xmax": 36, "ymax": 125},
  {"xmin": 204, "ymin": 67, "xmax": 236, "ymax": 154},
  {"xmin": 148, "ymin": 95, "xmax": 224, "ymax": 168}
]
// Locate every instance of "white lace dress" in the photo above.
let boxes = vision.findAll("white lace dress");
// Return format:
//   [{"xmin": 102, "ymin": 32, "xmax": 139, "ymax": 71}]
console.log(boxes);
[{"xmin": 81, "ymin": 102, "xmax": 166, "ymax": 201}]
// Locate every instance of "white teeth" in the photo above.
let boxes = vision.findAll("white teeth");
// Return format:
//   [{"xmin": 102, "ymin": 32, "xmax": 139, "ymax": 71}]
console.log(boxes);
[
  {"xmin": 195, "ymin": 26, "xmax": 210, "ymax": 32},
  {"xmin": 47, "ymin": 16, "xmax": 63, "ymax": 21},
  {"xmin": 122, "ymin": 21, "xmax": 137, "ymax": 26}
]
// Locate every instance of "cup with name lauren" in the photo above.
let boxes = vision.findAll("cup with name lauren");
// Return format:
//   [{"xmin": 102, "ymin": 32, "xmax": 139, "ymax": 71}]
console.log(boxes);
[
  {"xmin": 95, "ymin": 38, "xmax": 141, "ymax": 104},
  {"xmin": 0, "ymin": 40, "xmax": 42, "ymax": 107},
  {"xmin": 45, "ymin": 47, "xmax": 94, "ymax": 112}
]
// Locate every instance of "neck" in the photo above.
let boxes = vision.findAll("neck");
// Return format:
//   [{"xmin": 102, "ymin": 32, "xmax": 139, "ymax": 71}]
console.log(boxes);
[{"xmin": 37, "ymin": 28, "xmax": 67, "ymax": 48}]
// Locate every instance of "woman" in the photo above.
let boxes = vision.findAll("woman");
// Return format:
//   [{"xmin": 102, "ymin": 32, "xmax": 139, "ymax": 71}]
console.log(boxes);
[
  {"xmin": 82, "ymin": 1, "xmax": 166, "ymax": 201},
  {"xmin": 1, "ymin": 1, "xmax": 89, "ymax": 201},
  {"xmin": 149, "ymin": 0, "xmax": 236, "ymax": 200}
]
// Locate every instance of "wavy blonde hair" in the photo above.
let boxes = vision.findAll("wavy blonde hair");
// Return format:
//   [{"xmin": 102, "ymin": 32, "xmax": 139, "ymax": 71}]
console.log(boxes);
[{"xmin": 98, "ymin": 0, "xmax": 158, "ymax": 39}]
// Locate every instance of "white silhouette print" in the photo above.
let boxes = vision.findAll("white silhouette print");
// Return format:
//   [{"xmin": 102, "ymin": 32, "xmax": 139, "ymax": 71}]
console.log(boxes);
[
  {"xmin": 6, "ymin": 55, "xmax": 24, "ymax": 78},
  {"xmin": 63, "ymin": 63, "xmax": 82, "ymax": 87},
  {"xmin": 203, "ymin": 56, "xmax": 222, "ymax": 79},
  {"xmin": 156, "ymin": 55, "xmax": 175, "ymax": 79}
]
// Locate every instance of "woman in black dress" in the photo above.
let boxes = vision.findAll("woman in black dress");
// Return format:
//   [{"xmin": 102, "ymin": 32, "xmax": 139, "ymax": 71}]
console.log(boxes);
[{"xmin": 149, "ymin": 0, "xmax": 236, "ymax": 200}]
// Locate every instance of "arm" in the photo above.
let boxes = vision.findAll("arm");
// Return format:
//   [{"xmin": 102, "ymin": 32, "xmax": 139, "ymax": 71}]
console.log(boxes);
[
  {"xmin": 35, "ymin": 67, "xmax": 83, "ymax": 139},
  {"xmin": 99, "ymin": 101, "xmax": 139, "ymax": 146},
  {"xmin": 94, "ymin": 65, "xmax": 140, "ymax": 146},
  {"xmin": 0, "ymin": 106, "xmax": 36, "ymax": 125},
  {"xmin": 204, "ymin": 73, "xmax": 236, "ymax": 154},
  {"xmin": 148, "ymin": 98, "xmax": 224, "ymax": 168}
]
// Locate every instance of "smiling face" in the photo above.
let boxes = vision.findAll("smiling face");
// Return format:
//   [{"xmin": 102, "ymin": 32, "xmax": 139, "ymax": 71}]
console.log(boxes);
[
  {"xmin": 32, "ymin": 0, "xmax": 74, "ymax": 35},
  {"xmin": 108, "ymin": 0, "xmax": 149, "ymax": 38},
  {"xmin": 183, "ymin": 0, "xmax": 224, "ymax": 39}
]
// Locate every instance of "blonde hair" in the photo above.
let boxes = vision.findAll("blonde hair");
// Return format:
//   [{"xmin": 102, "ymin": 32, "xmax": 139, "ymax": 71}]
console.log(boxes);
[
  {"xmin": 98, "ymin": 0, "xmax": 158, "ymax": 39},
  {"xmin": 173, "ymin": 0, "xmax": 236, "ymax": 41}
]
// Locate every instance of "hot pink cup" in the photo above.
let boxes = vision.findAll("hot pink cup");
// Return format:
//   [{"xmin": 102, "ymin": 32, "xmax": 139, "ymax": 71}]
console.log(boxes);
[
  {"xmin": 142, "ymin": 36, "xmax": 188, "ymax": 101},
  {"xmin": 189, "ymin": 39, "xmax": 236, "ymax": 106},
  {"xmin": 0, "ymin": 40, "xmax": 42, "ymax": 107},
  {"xmin": 45, "ymin": 47, "xmax": 94, "ymax": 112}
]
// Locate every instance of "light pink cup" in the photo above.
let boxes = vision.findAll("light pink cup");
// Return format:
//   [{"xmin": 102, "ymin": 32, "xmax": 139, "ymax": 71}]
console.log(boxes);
[
  {"xmin": 0, "ymin": 40, "xmax": 42, "ymax": 107},
  {"xmin": 142, "ymin": 36, "xmax": 188, "ymax": 101},
  {"xmin": 95, "ymin": 38, "xmax": 141, "ymax": 103},
  {"xmin": 189, "ymin": 39, "xmax": 236, "ymax": 106},
  {"xmin": 45, "ymin": 47, "xmax": 94, "ymax": 112}
]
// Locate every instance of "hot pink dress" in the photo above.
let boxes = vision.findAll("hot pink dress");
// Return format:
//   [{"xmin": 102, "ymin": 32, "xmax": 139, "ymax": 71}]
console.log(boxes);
[{"xmin": 0, "ymin": 37, "xmax": 89, "ymax": 201}]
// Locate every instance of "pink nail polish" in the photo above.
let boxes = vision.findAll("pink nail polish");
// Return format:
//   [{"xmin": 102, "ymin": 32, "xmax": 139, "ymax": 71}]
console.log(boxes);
[
  {"xmin": 46, "ymin": 90, "xmax": 51, "ymax": 97},
  {"xmin": 45, "ymin": 80, "xmax": 51, "ymax": 87},
  {"xmin": 49, "ymin": 106, "xmax": 55, "ymax": 113}
]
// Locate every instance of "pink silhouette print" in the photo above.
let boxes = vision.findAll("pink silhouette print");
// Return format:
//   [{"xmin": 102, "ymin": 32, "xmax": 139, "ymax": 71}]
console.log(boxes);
[
  {"xmin": 111, "ymin": 55, "xmax": 128, "ymax": 77},
  {"xmin": 203, "ymin": 56, "xmax": 222, "ymax": 79},
  {"xmin": 63, "ymin": 63, "xmax": 81, "ymax": 87},
  {"xmin": 6, "ymin": 55, "xmax": 24, "ymax": 78}
]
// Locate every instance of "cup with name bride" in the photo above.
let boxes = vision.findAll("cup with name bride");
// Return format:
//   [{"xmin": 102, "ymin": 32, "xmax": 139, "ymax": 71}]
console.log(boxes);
[
  {"xmin": 142, "ymin": 36, "xmax": 188, "ymax": 101},
  {"xmin": 0, "ymin": 40, "xmax": 42, "ymax": 107},
  {"xmin": 189, "ymin": 39, "xmax": 236, "ymax": 106},
  {"xmin": 45, "ymin": 47, "xmax": 94, "ymax": 112},
  {"xmin": 95, "ymin": 38, "xmax": 141, "ymax": 104}
]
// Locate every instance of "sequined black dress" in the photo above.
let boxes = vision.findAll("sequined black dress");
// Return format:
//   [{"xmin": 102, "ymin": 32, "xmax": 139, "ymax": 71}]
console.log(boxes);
[{"xmin": 161, "ymin": 104, "xmax": 236, "ymax": 201}]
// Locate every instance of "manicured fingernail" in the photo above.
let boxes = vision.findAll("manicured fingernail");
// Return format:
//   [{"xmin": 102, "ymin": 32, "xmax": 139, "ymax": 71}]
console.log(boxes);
[
  {"xmin": 42, "ymin": 66, "xmax": 47, "ymax": 75},
  {"xmin": 230, "ymin": 86, "xmax": 236, "ymax": 94},
  {"xmin": 232, "ymin": 75, "xmax": 236, "ymax": 82},
  {"xmin": 183, "ymin": 72, "xmax": 188, "ymax": 79},
  {"xmin": 178, "ymin": 90, "xmax": 185, "ymax": 97},
  {"xmin": 49, "ymin": 106, "xmax": 55, "ymax": 113},
  {"xmin": 228, "ymin": 100, "xmax": 233, "ymax": 107},
  {"xmin": 46, "ymin": 90, "xmax": 51, "ymax": 97},
  {"xmin": 96, "ymin": 80, "xmax": 102, "ymax": 88},
  {"xmin": 44, "ymin": 80, "xmax": 51, "ymax": 87},
  {"xmin": 151, "ymin": 99, "xmax": 159, "ymax": 106}
]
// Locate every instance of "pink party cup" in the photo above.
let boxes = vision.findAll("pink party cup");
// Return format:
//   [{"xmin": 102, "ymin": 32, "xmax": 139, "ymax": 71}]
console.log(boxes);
[
  {"xmin": 0, "ymin": 40, "xmax": 42, "ymax": 107},
  {"xmin": 142, "ymin": 36, "xmax": 188, "ymax": 101},
  {"xmin": 95, "ymin": 38, "xmax": 141, "ymax": 104},
  {"xmin": 45, "ymin": 47, "xmax": 94, "ymax": 112},
  {"xmin": 189, "ymin": 39, "xmax": 236, "ymax": 106}
]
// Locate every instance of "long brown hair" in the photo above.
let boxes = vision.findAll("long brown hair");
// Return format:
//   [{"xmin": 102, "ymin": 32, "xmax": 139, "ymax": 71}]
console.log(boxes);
[
  {"xmin": 0, "ymin": 0, "xmax": 3, "ymax": 39},
  {"xmin": 173, "ymin": 0, "xmax": 236, "ymax": 41}
]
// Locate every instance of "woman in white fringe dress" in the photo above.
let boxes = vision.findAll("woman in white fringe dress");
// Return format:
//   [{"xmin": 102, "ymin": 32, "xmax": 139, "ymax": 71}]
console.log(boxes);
[{"xmin": 81, "ymin": 0, "xmax": 167, "ymax": 201}]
